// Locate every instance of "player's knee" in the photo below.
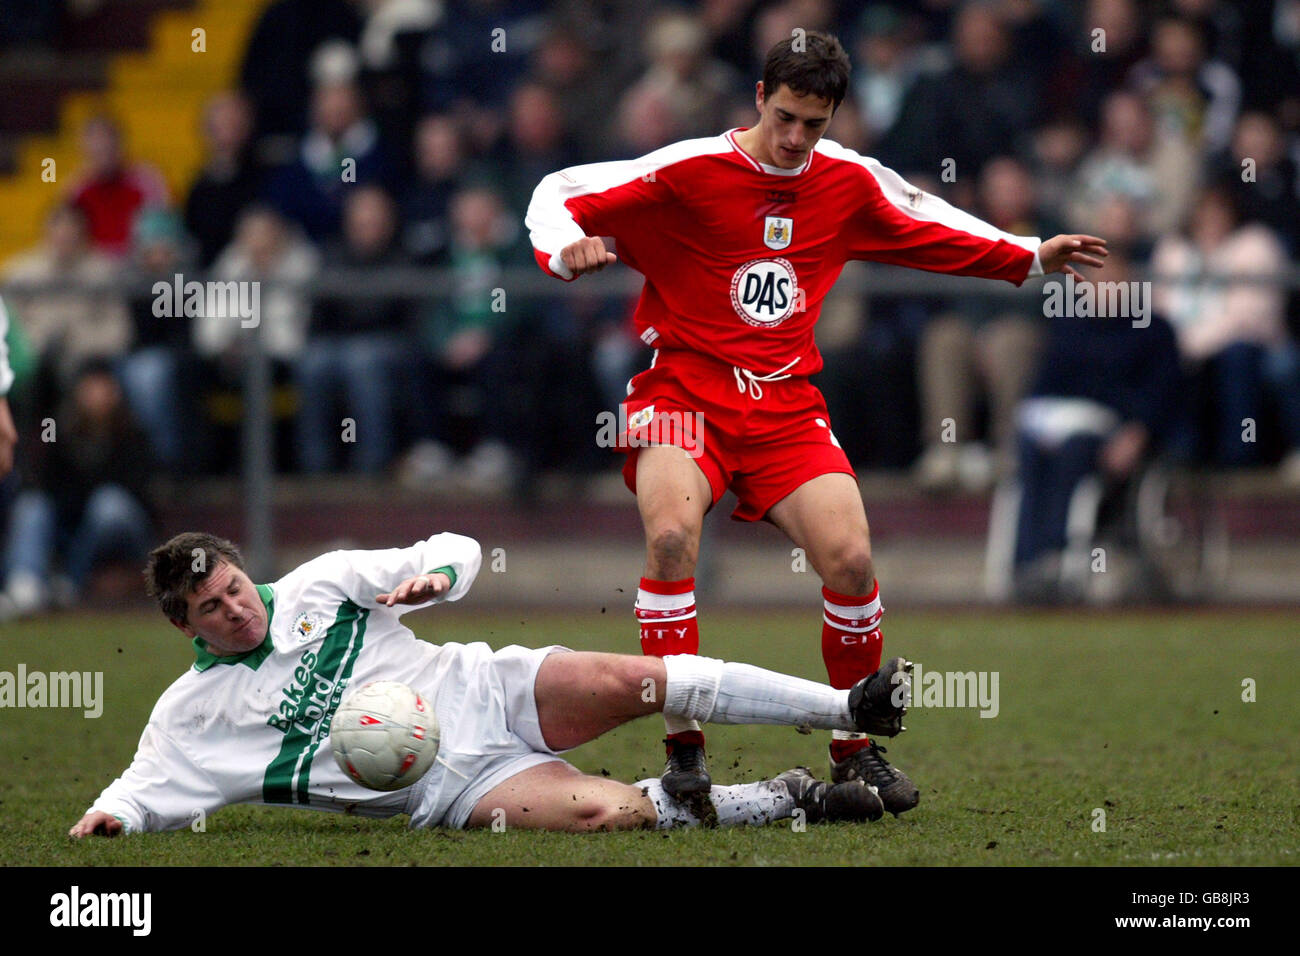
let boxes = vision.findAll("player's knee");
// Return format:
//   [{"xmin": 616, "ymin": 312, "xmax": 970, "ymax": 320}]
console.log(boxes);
[
  {"xmin": 646, "ymin": 526, "xmax": 698, "ymax": 577},
  {"xmin": 572, "ymin": 788, "xmax": 655, "ymax": 832},
  {"xmin": 824, "ymin": 545, "xmax": 874, "ymax": 595}
]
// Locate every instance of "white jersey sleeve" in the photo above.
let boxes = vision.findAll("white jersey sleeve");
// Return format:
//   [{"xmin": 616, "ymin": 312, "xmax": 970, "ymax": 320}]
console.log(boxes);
[
  {"xmin": 0, "ymin": 295, "xmax": 14, "ymax": 396},
  {"xmin": 306, "ymin": 532, "xmax": 483, "ymax": 614},
  {"xmin": 88, "ymin": 719, "xmax": 226, "ymax": 834}
]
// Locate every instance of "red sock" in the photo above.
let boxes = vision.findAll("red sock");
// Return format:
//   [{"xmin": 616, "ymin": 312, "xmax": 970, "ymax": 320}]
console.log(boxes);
[
  {"xmin": 637, "ymin": 577, "xmax": 701, "ymax": 745},
  {"xmin": 821, "ymin": 582, "xmax": 884, "ymax": 762},
  {"xmin": 636, "ymin": 577, "xmax": 700, "ymax": 657},
  {"xmin": 637, "ymin": 574, "xmax": 702, "ymax": 658}
]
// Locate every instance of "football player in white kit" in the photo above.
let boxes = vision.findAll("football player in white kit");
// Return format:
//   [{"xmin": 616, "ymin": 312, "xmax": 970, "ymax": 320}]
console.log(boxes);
[
  {"xmin": 0, "ymin": 295, "xmax": 17, "ymax": 478},
  {"xmin": 70, "ymin": 531, "xmax": 912, "ymax": 837}
]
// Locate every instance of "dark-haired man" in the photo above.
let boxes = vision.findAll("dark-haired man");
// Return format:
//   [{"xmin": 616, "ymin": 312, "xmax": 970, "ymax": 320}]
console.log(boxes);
[
  {"xmin": 69, "ymin": 531, "xmax": 912, "ymax": 838},
  {"xmin": 528, "ymin": 30, "xmax": 1105, "ymax": 811}
]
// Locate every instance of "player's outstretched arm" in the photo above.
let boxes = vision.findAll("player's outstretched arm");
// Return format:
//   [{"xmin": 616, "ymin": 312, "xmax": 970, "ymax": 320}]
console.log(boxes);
[
  {"xmin": 69, "ymin": 810, "xmax": 124, "ymax": 838},
  {"xmin": 1038, "ymin": 234, "xmax": 1108, "ymax": 280},
  {"xmin": 328, "ymin": 532, "xmax": 481, "ymax": 612},
  {"xmin": 376, "ymin": 571, "xmax": 452, "ymax": 607}
]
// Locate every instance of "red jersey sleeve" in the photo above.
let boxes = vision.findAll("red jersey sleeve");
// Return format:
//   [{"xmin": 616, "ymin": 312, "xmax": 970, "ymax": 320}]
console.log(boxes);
[
  {"xmin": 526, "ymin": 137, "xmax": 730, "ymax": 280},
  {"xmin": 820, "ymin": 143, "xmax": 1043, "ymax": 285}
]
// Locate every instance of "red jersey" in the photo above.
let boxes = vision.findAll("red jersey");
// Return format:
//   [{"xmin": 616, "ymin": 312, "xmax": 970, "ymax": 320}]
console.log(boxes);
[{"xmin": 527, "ymin": 130, "xmax": 1042, "ymax": 378}]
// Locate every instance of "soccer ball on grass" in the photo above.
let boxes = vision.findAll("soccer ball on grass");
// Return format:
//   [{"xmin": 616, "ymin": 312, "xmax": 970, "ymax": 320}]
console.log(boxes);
[{"xmin": 330, "ymin": 680, "xmax": 439, "ymax": 791}]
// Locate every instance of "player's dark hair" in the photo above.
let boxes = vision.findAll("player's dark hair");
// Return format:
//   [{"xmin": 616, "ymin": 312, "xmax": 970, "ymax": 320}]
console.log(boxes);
[
  {"xmin": 145, "ymin": 532, "xmax": 246, "ymax": 624},
  {"xmin": 762, "ymin": 31, "xmax": 851, "ymax": 110}
]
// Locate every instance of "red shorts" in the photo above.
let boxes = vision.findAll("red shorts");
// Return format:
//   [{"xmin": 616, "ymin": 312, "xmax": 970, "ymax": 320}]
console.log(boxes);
[{"xmin": 615, "ymin": 349, "xmax": 855, "ymax": 522}]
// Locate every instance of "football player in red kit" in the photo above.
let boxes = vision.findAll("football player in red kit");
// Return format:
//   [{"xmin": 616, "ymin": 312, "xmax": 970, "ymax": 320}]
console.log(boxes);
[{"xmin": 526, "ymin": 31, "xmax": 1105, "ymax": 815}]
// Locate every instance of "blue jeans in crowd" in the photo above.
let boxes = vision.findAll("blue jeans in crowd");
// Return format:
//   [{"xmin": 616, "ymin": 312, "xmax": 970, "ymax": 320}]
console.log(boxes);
[
  {"xmin": 3, "ymin": 484, "xmax": 152, "ymax": 594},
  {"xmin": 1209, "ymin": 341, "xmax": 1300, "ymax": 466},
  {"xmin": 294, "ymin": 334, "xmax": 407, "ymax": 474},
  {"xmin": 117, "ymin": 347, "xmax": 186, "ymax": 471},
  {"xmin": 1014, "ymin": 432, "xmax": 1105, "ymax": 568}
]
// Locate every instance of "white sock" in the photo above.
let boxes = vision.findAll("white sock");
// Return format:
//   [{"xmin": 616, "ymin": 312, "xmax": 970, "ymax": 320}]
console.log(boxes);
[
  {"xmin": 637, "ymin": 777, "xmax": 795, "ymax": 829},
  {"xmin": 662, "ymin": 654, "xmax": 855, "ymax": 731},
  {"xmin": 663, "ymin": 714, "xmax": 701, "ymax": 735}
]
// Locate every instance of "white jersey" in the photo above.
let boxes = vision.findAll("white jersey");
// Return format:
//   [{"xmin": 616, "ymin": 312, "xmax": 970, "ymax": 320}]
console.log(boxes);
[
  {"xmin": 0, "ymin": 295, "xmax": 13, "ymax": 396},
  {"xmin": 87, "ymin": 533, "xmax": 483, "ymax": 833}
]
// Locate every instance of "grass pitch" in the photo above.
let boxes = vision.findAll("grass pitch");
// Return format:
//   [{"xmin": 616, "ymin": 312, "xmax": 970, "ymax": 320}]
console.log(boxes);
[{"xmin": 2, "ymin": 606, "xmax": 1297, "ymax": 867}]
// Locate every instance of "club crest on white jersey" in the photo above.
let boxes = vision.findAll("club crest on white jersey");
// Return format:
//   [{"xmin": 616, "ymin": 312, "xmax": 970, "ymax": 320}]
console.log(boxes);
[
  {"xmin": 731, "ymin": 257, "xmax": 799, "ymax": 328},
  {"xmin": 763, "ymin": 216, "xmax": 793, "ymax": 250}
]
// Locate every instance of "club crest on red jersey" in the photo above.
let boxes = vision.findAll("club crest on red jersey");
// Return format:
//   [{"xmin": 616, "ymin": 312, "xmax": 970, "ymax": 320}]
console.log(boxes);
[
  {"xmin": 763, "ymin": 216, "xmax": 793, "ymax": 250},
  {"xmin": 731, "ymin": 257, "xmax": 799, "ymax": 328}
]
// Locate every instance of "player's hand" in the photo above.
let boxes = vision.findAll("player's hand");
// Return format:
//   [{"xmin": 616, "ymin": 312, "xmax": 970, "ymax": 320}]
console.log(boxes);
[
  {"xmin": 0, "ymin": 397, "xmax": 16, "ymax": 477},
  {"xmin": 69, "ymin": 811, "xmax": 124, "ymax": 839},
  {"xmin": 1038, "ymin": 234, "xmax": 1108, "ymax": 280},
  {"xmin": 377, "ymin": 572, "xmax": 451, "ymax": 607},
  {"xmin": 560, "ymin": 237, "xmax": 617, "ymax": 276}
]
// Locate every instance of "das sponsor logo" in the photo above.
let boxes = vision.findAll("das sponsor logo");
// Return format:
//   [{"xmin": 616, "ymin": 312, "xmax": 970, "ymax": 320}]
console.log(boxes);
[{"xmin": 730, "ymin": 257, "xmax": 799, "ymax": 328}]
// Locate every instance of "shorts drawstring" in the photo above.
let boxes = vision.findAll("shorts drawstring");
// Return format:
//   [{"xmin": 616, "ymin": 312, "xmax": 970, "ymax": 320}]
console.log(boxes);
[{"xmin": 733, "ymin": 356, "xmax": 801, "ymax": 400}]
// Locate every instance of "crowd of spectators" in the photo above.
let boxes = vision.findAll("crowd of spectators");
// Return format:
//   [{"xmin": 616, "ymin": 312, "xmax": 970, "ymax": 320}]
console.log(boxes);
[{"xmin": 2, "ymin": 0, "xmax": 1300, "ymax": 612}]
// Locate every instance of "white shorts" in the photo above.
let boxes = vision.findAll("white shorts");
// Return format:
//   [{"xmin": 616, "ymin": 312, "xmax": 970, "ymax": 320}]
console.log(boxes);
[{"xmin": 403, "ymin": 642, "xmax": 572, "ymax": 830}]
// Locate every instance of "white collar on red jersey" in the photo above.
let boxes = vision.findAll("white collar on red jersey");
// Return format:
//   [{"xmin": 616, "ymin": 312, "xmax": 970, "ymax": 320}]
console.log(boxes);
[{"xmin": 725, "ymin": 129, "xmax": 813, "ymax": 177}]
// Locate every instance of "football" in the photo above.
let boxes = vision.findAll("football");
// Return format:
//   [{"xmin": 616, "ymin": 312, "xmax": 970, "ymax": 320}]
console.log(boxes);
[{"xmin": 330, "ymin": 681, "xmax": 440, "ymax": 791}]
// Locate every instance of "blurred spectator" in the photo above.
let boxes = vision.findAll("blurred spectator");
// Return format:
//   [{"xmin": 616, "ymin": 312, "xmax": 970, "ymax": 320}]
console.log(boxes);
[
  {"xmin": 417, "ymin": 0, "xmax": 549, "ymax": 114},
  {"xmin": 184, "ymin": 92, "xmax": 266, "ymax": 268},
  {"xmin": 914, "ymin": 156, "xmax": 1053, "ymax": 491},
  {"xmin": 2, "ymin": 204, "xmax": 132, "ymax": 387},
  {"xmin": 404, "ymin": 185, "xmax": 520, "ymax": 486},
  {"xmin": 265, "ymin": 72, "xmax": 395, "ymax": 243},
  {"xmin": 354, "ymin": 0, "xmax": 443, "ymax": 181},
  {"xmin": 1010, "ymin": 249, "xmax": 1186, "ymax": 601},
  {"xmin": 357, "ymin": 0, "xmax": 442, "ymax": 73},
  {"xmin": 848, "ymin": 5, "xmax": 944, "ymax": 149},
  {"xmin": 296, "ymin": 186, "xmax": 411, "ymax": 475},
  {"xmin": 239, "ymin": 0, "xmax": 364, "ymax": 154},
  {"xmin": 489, "ymin": 82, "xmax": 578, "ymax": 215},
  {"xmin": 1206, "ymin": 110, "xmax": 1300, "ymax": 252},
  {"xmin": 66, "ymin": 115, "xmax": 170, "ymax": 258},
  {"xmin": 1128, "ymin": 13, "xmax": 1242, "ymax": 154},
  {"xmin": 880, "ymin": 1, "xmax": 1041, "ymax": 180},
  {"xmin": 1043, "ymin": 0, "xmax": 1147, "ymax": 131},
  {"xmin": 401, "ymin": 113, "xmax": 464, "ymax": 264},
  {"xmin": 195, "ymin": 205, "xmax": 319, "ymax": 371},
  {"xmin": 1027, "ymin": 114, "xmax": 1090, "ymax": 231},
  {"xmin": 1068, "ymin": 89, "xmax": 1200, "ymax": 245},
  {"xmin": 0, "ymin": 361, "xmax": 154, "ymax": 620},
  {"xmin": 1170, "ymin": 0, "xmax": 1245, "ymax": 69},
  {"xmin": 615, "ymin": 10, "xmax": 740, "ymax": 152},
  {"xmin": 1151, "ymin": 182, "xmax": 1300, "ymax": 479},
  {"xmin": 750, "ymin": 0, "xmax": 837, "ymax": 74},
  {"xmin": 697, "ymin": 0, "xmax": 763, "ymax": 76},
  {"xmin": 1236, "ymin": 0, "xmax": 1300, "ymax": 113},
  {"xmin": 117, "ymin": 208, "xmax": 199, "ymax": 474},
  {"xmin": 528, "ymin": 25, "xmax": 625, "ymax": 159}
]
